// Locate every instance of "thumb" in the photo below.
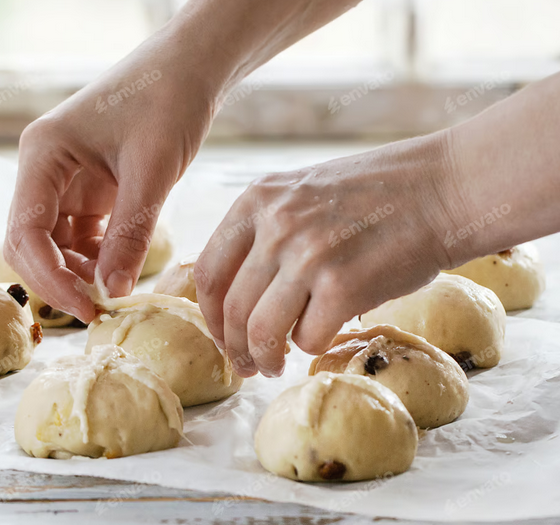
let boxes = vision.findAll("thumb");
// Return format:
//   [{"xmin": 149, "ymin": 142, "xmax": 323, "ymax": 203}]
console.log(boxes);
[{"xmin": 97, "ymin": 179, "xmax": 166, "ymax": 298}]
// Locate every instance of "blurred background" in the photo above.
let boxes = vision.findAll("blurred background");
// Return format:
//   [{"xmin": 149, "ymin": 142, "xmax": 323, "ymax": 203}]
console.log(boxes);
[{"xmin": 0, "ymin": 0, "xmax": 559, "ymax": 151}]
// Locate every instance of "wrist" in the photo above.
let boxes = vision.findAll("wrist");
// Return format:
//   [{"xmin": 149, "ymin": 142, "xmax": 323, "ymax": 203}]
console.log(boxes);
[
  {"xmin": 406, "ymin": 129, "xmax": 479, "ymax": 272},
  {"xmin": 164, "ymin": 1, "xmax": 256, "ymax": 107}
]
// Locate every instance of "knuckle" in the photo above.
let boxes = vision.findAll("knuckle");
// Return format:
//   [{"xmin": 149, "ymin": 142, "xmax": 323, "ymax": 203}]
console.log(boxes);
[
  {"xmin": 223, "ymin": 298, "xmax": 248, "ymax": 329},
  {"xmin": 292, "ymin": 330, "xmax": 327, "ymax": 356},
  {"xmin": 317, "ymin": 268, "xmax": 351, "ymax": 297},
  {"xmin": 193, "ymin": 261, "xmax": 217, "ymax": 296},
  {"xmin": 247, "ymin": 317, "xmax": 276, "ymax": 351},
  {"xmin": 112, "ymin": 223, "xmax": 152, "ymax": 255},
  {"xmin": 19, "ymin": 117, "xmax": 58, "ymax": 149},
  {"xmin": 250, "ymin": 172, "xmax": 279, "ymax": 191}
]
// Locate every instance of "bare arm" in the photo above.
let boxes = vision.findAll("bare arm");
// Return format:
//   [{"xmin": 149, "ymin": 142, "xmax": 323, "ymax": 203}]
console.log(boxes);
[
  {"xmin": 4, "ymin": 0, "xmax": 363, "ymax": 322},
  {"xmin": 448, "ymin": 71, "xmax": 560, "ymax": 263},
  {"xmin": 195, "ymin": 73, "xmax": 560, "ymax": 378}
]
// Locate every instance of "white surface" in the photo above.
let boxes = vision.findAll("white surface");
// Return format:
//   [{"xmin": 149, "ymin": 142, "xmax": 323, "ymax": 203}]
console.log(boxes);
[{"xmin": 1, "ymin": 153, "xmax": 560, "ymax": 522}]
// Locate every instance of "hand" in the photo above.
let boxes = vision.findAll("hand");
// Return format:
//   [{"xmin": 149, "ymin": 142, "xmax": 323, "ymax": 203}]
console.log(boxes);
[
  {"xmin": 195, "ymin": 132, "xmax": 468, "ymax": 378},
  {"xmin": 4, "ymin": 23, "xmax": 218, "ymax": 322},
  {"xmin": 4, "ymin": 0, "xmax": 381, "ymax": 323}
]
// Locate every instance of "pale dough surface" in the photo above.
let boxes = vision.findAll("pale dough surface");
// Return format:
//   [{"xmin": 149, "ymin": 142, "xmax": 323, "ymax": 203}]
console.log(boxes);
[
  {"xmin": 86, "ymin": 298, "xmax": 243, "ymax": 407},
  {"xmin": 361, "ymin": 274, "xmax": 506, "ymax": 369},
  {"xmin": 15, "ymin": 344, "xmax": 184, "ymax": 459},
  {"xmin": 255, "ymin": 372, "xmax": 418, "ymax": 482},
  {"xmin": 154, "ymin": 253, "xmax": 198, "ymax": 302},
  {"xmin": 444, "ymin": 243, "xmax": 545, "ymax": 311},
  {"xmin": 310, "ymin": 325, "xmax": 469, "ymax": 428},
  {"xmin": 0, "ymin": 285, "xmax": 37, "ymax": 375},
  {"xmin": 140, "ymin": 223, "xmax": 174, "ymax": 278}
]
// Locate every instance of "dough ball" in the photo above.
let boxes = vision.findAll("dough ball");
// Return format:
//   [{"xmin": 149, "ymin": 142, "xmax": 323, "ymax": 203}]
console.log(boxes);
[
  {"xmin": 140, "ymin": 223, "xmax": 173, "ymax": 278},
  {"xmin": 443, "ymin": 243, "xmax": 545, "ymax": 311},
  {"xmin": 86, "ymin": 294, "xmax": 243, "ymax": 407},
  {"xmin": 361, "ymin": 274, "xmax": 506, "ymax": 371},
  {"xmin": 0, "ymin": 249, "xmax": 78, "ymax": 328},
  {"xmin": 15, "ymin": 344, "xmax": 184, "ymax": 459},
  {"xmin": 154, "ymin": 254, "xmax": 198, "ymax": 302},
  {"xmin": 310, "ymin": 325, "xmax": 469, "ymax": 428},
  {"xmin": 31, "ymin": 301, "xmax": 81, "ymax": 329},
  {"xmin": 0, "ymin": 283, "xmax": 42, "ymax": 375},
  {"xmin": 255, "ymin": 372, "xmax": 417, "ymax": 482}
]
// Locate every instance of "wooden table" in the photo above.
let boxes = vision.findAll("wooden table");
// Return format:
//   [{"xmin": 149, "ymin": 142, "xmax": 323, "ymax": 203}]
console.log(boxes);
[{"xmin": 1, "ymin": 145, "xmax": 559, "ymax": 525}]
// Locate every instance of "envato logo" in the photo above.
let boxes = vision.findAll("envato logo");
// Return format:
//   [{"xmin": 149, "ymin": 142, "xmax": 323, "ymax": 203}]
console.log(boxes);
[
  {"xmin": 212, "ymin": 473, "xmax": 277, "ymax": 517},
  {"xmin": 210, "ymin": 205, "xmax": 277, "ymax": 248},
  {"xmin": 132, "ymin": 337, "xmax": 164, "ymax": 356},
  {"xmin": 445, "ymin": 71, "xmax": 510, "ymax": 114},
  {"xmin": 327, "ymin": 472, "xmax": 394, "ymax": 513},
  {"xmin": 329, "ymin": 72, "xmax": 394, "ymax": 114},
  {"xmin": 456, "ymin": 345, "xmax": 499, "ymax": 373},
  {"xmin": 223, "ymin": 76, "xmax": 270, "ymax": 107},
  {"xmin": 444, "ymin": 204, "xmax": 511, "ymax": 248},
  {"xmin": 106, "ymin": 205, "xmax": 161, "ymax": 241},
  {"xmin": 329, "ymin": 204, "xmax": 394, "ymax": 248},
  {"xmin": 212, "ymin": 337, "xmax": 280, "ymax": 383},
  {"xmin": 95, "ymin": 471, "xmax": 162, "ymax": 516},
  {"xmin": 96, "ymin": 70, "xmax": 162, "ymax": 114},
  {"xmin": 0, "ymin": 78, "xmax": 35, "ymax": 106},
  {"xmin": 8, "ymin": 204, "xmax": 46, "ymax": 231},
  {"xmin": 445, "ymin": 472, "xmax": 511, "ymax": 515}
]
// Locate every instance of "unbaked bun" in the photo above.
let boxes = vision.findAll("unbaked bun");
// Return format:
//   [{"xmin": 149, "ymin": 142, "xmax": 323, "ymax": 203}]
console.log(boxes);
[
  {"xmin": 154, "ymin": 253, "xmax": 198, "ymax": 302},
  {"xmin": 255, "ymin": 372, "xmax": 417, "ymax": 482},
  {"xmin": 0, "ymin": 250, "xmax": 78, "ymax": 328},
  {"xmin": 361, "ymin": 274, "xmax": 506, "ymax": 370},
  {"xmin": 444, "ymin": 243, "xmax": 545, "ymax": 311},
  {"xmin": 15, "ymin": 344, "xmax": 184, "ymax": 459},
  {"xmin": 0, "ymin": 283, "xmax": 42, "ymax": 375},
  {"xmin": 140, "ymin": 223, "xmax": 173, "ymax": 278},
  {"xmin": 309, "ymin": 325, "xmax": 468, "ymax": 428},
  {"xmin": 86, "ymin": 293, "xmax": 243, "ymax": 407}
]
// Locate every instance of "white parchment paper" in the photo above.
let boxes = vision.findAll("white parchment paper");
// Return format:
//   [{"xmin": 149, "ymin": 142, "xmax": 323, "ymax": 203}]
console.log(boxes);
[{"xmin": 1, "ymin": 156, "xmax": 560, "ymax": 522}]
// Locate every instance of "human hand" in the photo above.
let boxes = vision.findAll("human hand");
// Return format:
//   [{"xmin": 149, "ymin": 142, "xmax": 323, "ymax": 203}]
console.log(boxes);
[
  {"xmin": 195, "ymin": 132, "xmax": 469, "ymax": 378},
  {"xmin": 4, "ymin": 23, "xmax": 219, "ymax": 322}
]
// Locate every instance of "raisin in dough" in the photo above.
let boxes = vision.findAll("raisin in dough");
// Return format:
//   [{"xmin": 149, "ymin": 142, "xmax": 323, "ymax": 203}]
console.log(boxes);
[
  {"xmin": 0, "ymin": 250, "xmax": 78, "ymax": 328},
  {"xmin": 255, "ymin": 372, "xmax": 417, "ymax": 482},
  {"xmin": 310, "ymin": 325, "xmax": 468, "ymax": 428},
  {"xmin": 15, "ymin": 344, "xmax": 184, "ymax": 459},
  {"xmin": 361, "ymin": 274, "xmax": 506, "ymax": 370},
  {"xmin": 0, "ymin": 283, "xmax": 42, "ymax": 375},
  {"xmin": 86, "ymin": 293, "xmax": 243, "ymax": 407},
  {"xmin": 154, "ymin": 253, "xmax": 198, "ymax": 302},
  {"xmin": 140, "ymin": 223, "xmax": 174, "ymax": 278},
  {"xmin": 444, "ymin": 243, "xmax": 545, "ymax": 311}
]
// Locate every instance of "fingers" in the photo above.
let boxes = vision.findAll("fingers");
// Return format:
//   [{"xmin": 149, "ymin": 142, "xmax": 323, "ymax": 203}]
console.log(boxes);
[
  {"xmin": 96, "ymin": 177, "xmax": 165, "ymax": 298},
  {"xmin": 4, "ymin": 228, "xmax": 96, "ymax": 322},
  {"xmin": 222, "ymin": 252, "xmax": 278, "ymax": 377},
  {"xmin": 195, "ymin": 198, "xmax": 256, "ymax": 348},
  {"xmin": 5, "ymin": 141, "xmax": 96, "ymax": 321},
  {"xmin": 245, "ymin": 272, "xmax": 310, "ymax": 378},
  {"xmin": 291, "ymin": 287, "xmax": 348, "ymax": 357},
  {"xmin": 71, "ymin": 215, "xmax": 107, "ymax": 261}
]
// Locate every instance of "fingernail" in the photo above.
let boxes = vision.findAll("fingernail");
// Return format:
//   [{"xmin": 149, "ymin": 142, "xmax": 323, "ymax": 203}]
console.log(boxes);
[
  {"xmin": 107, "ymin": 270, "xmax": 134, "ymax": 298},
  {"xmin": 260, "ymin": 360, "xmax": 286, "ymax": 379}
]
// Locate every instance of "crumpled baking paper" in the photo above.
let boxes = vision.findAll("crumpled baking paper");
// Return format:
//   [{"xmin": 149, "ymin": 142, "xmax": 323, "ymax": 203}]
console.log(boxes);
[{"xmin": 1, "ymin": 156, "xmax": 560, "ymax": 522}]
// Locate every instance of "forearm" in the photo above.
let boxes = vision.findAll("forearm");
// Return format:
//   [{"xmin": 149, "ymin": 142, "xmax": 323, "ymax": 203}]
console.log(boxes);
[
  {"xmin": 447, "ymin": 72, "xmax": 560, "ymax": 265},
  {"xmin": 166, "ymin": 0, "xmax": 362, "ymax": 100}
]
